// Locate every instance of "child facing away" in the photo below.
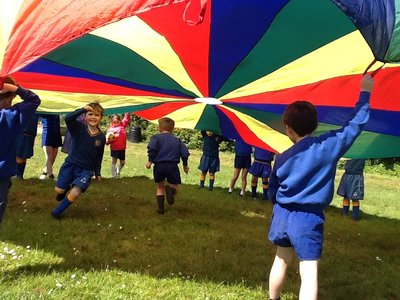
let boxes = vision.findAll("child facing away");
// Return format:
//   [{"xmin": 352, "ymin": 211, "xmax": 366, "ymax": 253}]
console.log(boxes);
[
  {"xmin": 198, "ymin": 130, "xmax": 227, "ymax": 191},
  {"xmin": 51, "ymin": 102, "xmax": 106, "ymax": 219},
  {"xmin": 337, "ymin": 158, "xmax": 366, "ymax": 221},
  {"xmin": 0, "ymin": 76, "xmax": 41, "ymax": 224},
  {"xmin": 145, "ymin": 117, "xmax": 189, "ymax": 214},
  {"xmin": 228, "ymin": 139, "xmax": 252, "ymax": 196},
  {"xmin": 105, "ymin": 112, "xmax": 131, "ymax": 178},
  {"xmin": 267, "ymin": 74, "xmax": 374, "ymax": 300},
  {"xmin": 249, "ymin": 147, "xmax": 275, "ymax": 200}
]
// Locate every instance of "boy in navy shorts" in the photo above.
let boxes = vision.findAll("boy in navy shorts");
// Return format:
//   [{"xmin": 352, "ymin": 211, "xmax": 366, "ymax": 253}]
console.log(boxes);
[
  {"xmin": 146, "ymin": 117, "xmax": 189, "ymax": 214},
  {"xmin": 51, "ymin": 102, "xmax": 105, "ymax": 219},
  {"xmin": 267, "ymin": 75, "xmax": 374, "ymax": 300},
  {"xmin": 249, "ymin": 147, "xmax": 275, "ymax": 200}
]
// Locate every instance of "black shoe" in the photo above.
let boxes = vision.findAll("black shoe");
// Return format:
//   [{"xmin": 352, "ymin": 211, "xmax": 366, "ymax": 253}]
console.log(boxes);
[{"xmin": 165, "ymin": 185, "xmax": 175, "ymax": 205}]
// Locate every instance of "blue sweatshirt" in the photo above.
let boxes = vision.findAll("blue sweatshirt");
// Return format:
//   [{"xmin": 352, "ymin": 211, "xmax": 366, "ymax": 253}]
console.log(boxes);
[
  {"xmin": 268, "ymin": 91, "xmax": 370, "ymax": 211},
  {"xmin": 201, "ymin": 131, "xmax": 225, "ymax": 157},
  {"xmin": 0, "ymin": 87, "xmax": 41, "ymax": 177},
  {"xmin": 147, "ymin": 132, "xmax": 189, "ymax": 166},
  {"xmin": 64, "ymin": 108, "xmax": 105, "ymax": 176}
]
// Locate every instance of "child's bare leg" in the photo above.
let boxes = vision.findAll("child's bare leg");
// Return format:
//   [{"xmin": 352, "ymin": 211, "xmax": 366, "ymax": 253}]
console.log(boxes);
[
  {"xmin": 269, "ymin": 246, "xmax": 294, "ymax": 299},
  {"xmin": 229, "ymin": 168, "xmax": 241, "ymax": 193},
  {"xmin": 111, "ymin": 157, "xmax": 118, "ymax": 178},
  {"xmin": 299, "ymin": 259, "xmax": 318, "ymax": 300},
  {"xmin": 117, "ymin": 160, "xmax": 125, "ymax": 176},
  {"xmin": 240, "ymin": 168, "xmax": 249, "ymax": 196}
]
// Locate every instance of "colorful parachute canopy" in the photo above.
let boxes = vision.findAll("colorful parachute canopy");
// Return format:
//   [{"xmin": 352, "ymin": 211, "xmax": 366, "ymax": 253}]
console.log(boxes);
[{"xmin": 1, "ymin": 0, "xmax": 400, "ymax": 158}]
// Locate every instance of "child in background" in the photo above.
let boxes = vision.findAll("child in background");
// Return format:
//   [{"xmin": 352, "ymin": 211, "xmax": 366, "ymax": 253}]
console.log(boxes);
[
  {"xmin": 249, "ymin": 147, "xmax": 275, "ymax": 200},
  {"xmin": 146, "ymin": 117, "xmax": 189, "ymax": 214},
  {"xmin": 337, "ymin": 158, "xmax": 366, "ymax": 220},
  {"xmin": 228, "ymin": 139, "xmax": 252, "ymax": 196},
  {"xmin": 267, "ymin": 75, "xmax": 374, "ymax": 300},
  {"xmin": 0, "ymin": 76, "xmax": 41, "ymax": 224},
  {"xmin": 106, "ymin": 112, "xmax": 131, "ymax": 178},
  {"xmin": 51, "ymin": 102, "xmax": 105, "ymax": 219},
  {"xmin": 39, "ymin": 114, "xmax": 62, "ymax": 179},
  {"xmin": 198, "ymin": 130, "xmax": 226, "ymax": 191},
  {"xmin": 15, "ymin": 114, "xmax": 39, "ymax": 179}
]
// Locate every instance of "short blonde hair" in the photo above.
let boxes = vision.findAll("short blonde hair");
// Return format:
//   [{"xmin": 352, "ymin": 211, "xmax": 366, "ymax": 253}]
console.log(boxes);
[{"xmin": 158, "ymin": 117, "xmax": 175, "ymax": 132}]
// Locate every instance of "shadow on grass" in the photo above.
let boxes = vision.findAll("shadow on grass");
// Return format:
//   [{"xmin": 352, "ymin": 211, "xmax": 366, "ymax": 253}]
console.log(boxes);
[{"xmin": 1, "ymin": 176, "xmax": 400, "ymax": 299}]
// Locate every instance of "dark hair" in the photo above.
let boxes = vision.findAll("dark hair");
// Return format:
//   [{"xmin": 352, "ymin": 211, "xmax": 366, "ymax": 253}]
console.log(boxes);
[
  {"xmin": 158, "ymin": 117, "xmax": 175, "ymax": 132},
  {"xmin": 0, "ymin": 76, "xmax": 17, "ymax": 102},
  {"xmin": 283, "ymin": 100, "xmax": 318, "ymax": 137}
]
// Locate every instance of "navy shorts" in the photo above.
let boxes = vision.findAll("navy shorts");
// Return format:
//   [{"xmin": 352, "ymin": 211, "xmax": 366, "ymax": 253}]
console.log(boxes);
[
  {"xmin": 268, "ymin": 203, "xmax": 325, "ymax": 260},
  {"xmin": 234, "ymin": 155, "xmax": 251, "ymax": 169},
  {"xmin": 249, "ymin": 161, "xmax": 272, "ymax": 178},
  {"xmin": 15, "ymin": 134, "xmax": 35, "ymax": 159},
  {"xmin": 111, "ymin": 150, "xmax": 126, "ymax": 160},
  {"xmin": 153, "ymin": 162, "xmax": 181, "ymax": 184},
  {"xmin": 42, "ymin": 132, "xmax": 62, "ymax": 147},
  {"xmin": 198, "ymin": 154, "xmax": 220, "ymax": 173},
  {"xmin": 56, "ymin": 162, "xmax": 93, "ymax": 192},
  {"xmin": 337, "ymin": 174, "xmax": 364, "ymax": 200}
]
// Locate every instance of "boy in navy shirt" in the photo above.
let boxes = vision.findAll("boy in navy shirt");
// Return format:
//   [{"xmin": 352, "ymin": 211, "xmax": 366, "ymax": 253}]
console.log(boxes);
[
  {"xmin": 198, "ymin": 130, "xmax": 226, "ymax": 190},
  {"xmin": 52, "ymin": 102, "xmax": 105, "ymax": 219},
  {"xmin": 0, "ymin": 76, "xmax": 41, "ymax": 224},
  {"xmin": 146, "ymin": 117, "xmax": 189, "ymax": 214},
  {"xmin": 267, "ymin": 75, "xmax": 374, "ymax": 300}
]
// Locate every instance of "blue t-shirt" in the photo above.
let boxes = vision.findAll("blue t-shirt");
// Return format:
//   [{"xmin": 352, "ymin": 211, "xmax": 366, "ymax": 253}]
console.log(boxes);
[{"xmin": 234, "ymin": 140, "xmax": 252, "ymax": 156}]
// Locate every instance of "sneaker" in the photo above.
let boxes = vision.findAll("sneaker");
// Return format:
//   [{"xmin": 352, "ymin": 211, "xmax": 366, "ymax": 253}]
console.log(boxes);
[
  {"xmin": 165, "ymin": 185, "xmax": 175, "ymax": 205},
  {"xmin": 39, "ymin": 172, "xmax": 47, "ymax": 180},
  {"xmin": 51, "ymin": 211, "xmax": 62, "ymax": 219},
  {"xmin": 240, "ymin": 191, "xmax": 245, "ymax": 197},
  {"xmin": 228, "ymin": 188, "xmax": 233, "ymax": 193}
]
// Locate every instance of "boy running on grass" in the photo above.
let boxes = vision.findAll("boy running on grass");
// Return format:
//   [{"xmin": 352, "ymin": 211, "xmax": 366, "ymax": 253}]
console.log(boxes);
[
  {"xmin": 52, "ymin": 102, "xmax": 105, "ymax": 219},
  {"xmin": 267, "ymin": 74, "xmax": 374, "ymax": 300},
  {"xmin": 146, "ymin": 117, "xmax": 189, "ymax": 214}
]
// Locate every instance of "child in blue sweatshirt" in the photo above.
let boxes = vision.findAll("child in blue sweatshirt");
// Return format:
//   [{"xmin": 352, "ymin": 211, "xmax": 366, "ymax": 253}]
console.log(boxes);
[
  {"xmin": 267, "ymin": 74, "xmax": 374, "ymax": 300},
  {"xmin": 146, "ymin": 117, "xmax": 189, "ymax": 214},
  {"xmin": 52, "ymin": 102, "xmax": 105, "ymax": 219},
  {"xmin": 0, "ymin": 76, "xmax": 41, "ymax": 224}
]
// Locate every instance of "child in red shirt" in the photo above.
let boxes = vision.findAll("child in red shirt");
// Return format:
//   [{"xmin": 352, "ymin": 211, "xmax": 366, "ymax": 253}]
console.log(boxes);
[{"xmin": 106, "ymin": 113, "xmax": 131, "ymax": 178}]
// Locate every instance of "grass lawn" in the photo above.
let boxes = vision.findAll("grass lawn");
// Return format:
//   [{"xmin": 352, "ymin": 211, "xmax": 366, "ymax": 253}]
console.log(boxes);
[{"xmin": 0, "ymin": 137, "xmax": 399, "ymax": 299}]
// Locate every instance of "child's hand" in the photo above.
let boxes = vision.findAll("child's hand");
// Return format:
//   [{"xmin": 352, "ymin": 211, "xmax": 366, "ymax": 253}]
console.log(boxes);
[
  {"xmin": 84, "ymin": 105, "xmax": 93, "ymax": 112},
  {"xmin": 183, "ymin": 166, "xmax": 189, "ymax": 174},
  {"xmin": 145, "ymin": 161, "xmax": 152, "ymax": 169},
  {"xmin": 0, "ymin": 83, "xmax": 17, "ymax": 93},
  {"xmin": 360, "ymin": 74, "xmax": 374, "ymax": 92}
]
